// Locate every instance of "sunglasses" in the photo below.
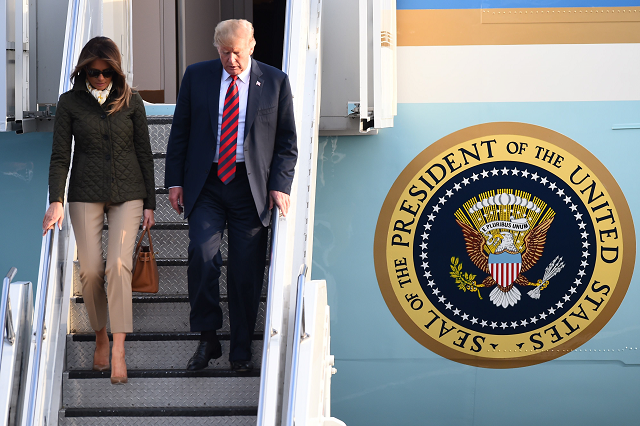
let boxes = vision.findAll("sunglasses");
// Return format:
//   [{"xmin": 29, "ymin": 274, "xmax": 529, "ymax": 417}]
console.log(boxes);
[{"xmin": 86, "ymin": 68, "xmax": 115, "ymax": 78}]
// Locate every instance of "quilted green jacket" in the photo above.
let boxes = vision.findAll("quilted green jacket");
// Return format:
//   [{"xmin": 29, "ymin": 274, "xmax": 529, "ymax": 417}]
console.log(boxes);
[{"xmin": 49, "ymin": 78, "xmax": 156, "ymax": 210}]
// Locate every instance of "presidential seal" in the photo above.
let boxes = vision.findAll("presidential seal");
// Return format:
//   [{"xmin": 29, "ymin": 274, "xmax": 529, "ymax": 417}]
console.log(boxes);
[{"xmin": 374, "ymin": 122, "xmax": 635, "ymax": 368}]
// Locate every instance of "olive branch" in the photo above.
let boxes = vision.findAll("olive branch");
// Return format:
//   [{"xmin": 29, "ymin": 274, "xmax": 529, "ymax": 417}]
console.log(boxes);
[{"xmin": 450, "ymin": 257, "xmax": 483, "ymax": 300}]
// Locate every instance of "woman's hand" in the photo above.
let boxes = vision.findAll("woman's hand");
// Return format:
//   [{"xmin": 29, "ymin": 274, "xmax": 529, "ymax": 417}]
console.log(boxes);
[
  {"xmin": 42, "ymin": 202, "xmax": 64, "ymax": 235},
  {"xmin": 142, "ymin": 209, "xmax": 155, "ymax": 230}
]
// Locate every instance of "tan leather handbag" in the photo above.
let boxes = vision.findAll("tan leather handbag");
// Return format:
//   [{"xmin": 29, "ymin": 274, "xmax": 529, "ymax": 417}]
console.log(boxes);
[{"xmin": 131, "ymin": 227, "xmax": 159, "ymax": 293}]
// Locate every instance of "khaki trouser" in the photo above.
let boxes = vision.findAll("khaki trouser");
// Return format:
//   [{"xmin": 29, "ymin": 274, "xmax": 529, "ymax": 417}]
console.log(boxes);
[{"xmin": 69, "ymin": 200, "xmax": 143, "ymax": 333}]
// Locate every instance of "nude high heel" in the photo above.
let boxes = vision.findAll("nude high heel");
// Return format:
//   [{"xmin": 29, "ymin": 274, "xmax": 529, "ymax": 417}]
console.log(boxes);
[
  {"xmin": 92, "ymin": 348, "xmax": 110, "ymax": 371},
  {"xmin": 110, "ymin": 350, "xmax": 127, "ymax": 384},
  {"xmin": 110, "ymin": 376, "xmax": 128, "ymax": 385},
  {"xmin": 110, "ymin": 332, "xmax": 128, "ymax": 384}
]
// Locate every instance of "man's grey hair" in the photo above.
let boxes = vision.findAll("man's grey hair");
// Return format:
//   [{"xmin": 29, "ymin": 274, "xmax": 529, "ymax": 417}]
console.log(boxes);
[{"xmin": 213, "ymin": 19, "xmax": 256, "ymax": 49}]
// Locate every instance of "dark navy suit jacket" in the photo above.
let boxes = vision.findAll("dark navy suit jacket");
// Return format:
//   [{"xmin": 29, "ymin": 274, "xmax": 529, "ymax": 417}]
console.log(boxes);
[{"xmin": 164, "ymin": 58, "xmax": 297, "ymax": 226}]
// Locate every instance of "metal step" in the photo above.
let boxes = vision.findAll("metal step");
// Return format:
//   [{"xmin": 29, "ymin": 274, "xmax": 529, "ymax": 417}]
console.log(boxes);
[
  {"xmin": 151, "ymin": 191, "xmax": 187, "ymax": 223},
  {"xmin": 153, "ymin": 158, "xmax": 167, "ymax": 188},
  {"xmin": 73, "ymin": 260, "xmax": 190, "ymax": 296},
  {"xmin": 101, "ymin": 228, "xmax": 193, "ymax": 260},
  {"xmin": 66, "ymin": 333, "xmax": 263, "ymax": 370},
  {"xmin": 69, "ymin": 296, "xmax": 267, "ymax": 333},
  {"xmin": 59, "ymin": 410, "xmax": 256, "ymax": 426},
  {"xmin": 98, "ymin": 227, "xmax": 269, "ymax": 262},
  {"xmin": 147, "ymin": 116, "xmax": 172, "ymax": 153},
  {"xmin": 73, "ymin": 261, "xmax": 269, "ymax": 297},
  {"xmin": 62, "ymin": 370, "xmax": 259, "ymax": 408}
]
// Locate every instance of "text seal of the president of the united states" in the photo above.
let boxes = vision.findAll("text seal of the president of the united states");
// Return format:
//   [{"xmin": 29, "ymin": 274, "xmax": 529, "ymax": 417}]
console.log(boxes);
[{"xmin": 374, "ymin": 122, "xmax": 635, "ymax": 368}]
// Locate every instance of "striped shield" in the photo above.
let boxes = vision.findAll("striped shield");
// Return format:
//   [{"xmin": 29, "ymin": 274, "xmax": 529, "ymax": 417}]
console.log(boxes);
[{"xmin": 488, "ymin": 253, "xmax": 522, "ymax": 288}]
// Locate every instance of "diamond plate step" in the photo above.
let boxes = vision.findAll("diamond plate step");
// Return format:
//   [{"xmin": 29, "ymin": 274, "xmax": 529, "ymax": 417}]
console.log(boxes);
[
  {"xmin": 153, "ymin": 158, "xmax": 166, "ymax": 188},
  {"xmin": 147, "ymin": 116, "xmax": 172, "ymax": 153},
  {"xmin": 101, "ymin": 228, "xmax": 193, "ymax": 260},
  {"xmin": 59, "ymin": 408, "xmax": 256, "ymax": 426},
  {"xmin": 66, "ymin": 333, "xmax": 263, "ymax": 370},
  {"xmin": 60, "ymin": 412, "xmax": 256, "ymax": 426},
  {"xmin": 62, "ymin": 371, "xmax": 259, "ymax": 408},
  {"xmin": 69, "ymin": 296, "xmax": 266, "ymax": 333},
  {"xmin": 72, "ymin": 261, "xmax": 268, "ymax": 296},
  {"xmin": 152, "ymin": 191, "xmax": 187, "ymax": 223},
  {"xmin": 59, "ymin": 417, "xmax": 257, "ymax": 426}
]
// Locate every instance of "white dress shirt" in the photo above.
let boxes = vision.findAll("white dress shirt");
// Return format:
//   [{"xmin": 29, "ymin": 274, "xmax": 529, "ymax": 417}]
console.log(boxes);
[
  {"xmin": 214, "ymin": 63, "xmax": 251, "ymax": 163},
  {"xmin": 169, "ymin": 63, "xmax": 252, "ymax": 191}
]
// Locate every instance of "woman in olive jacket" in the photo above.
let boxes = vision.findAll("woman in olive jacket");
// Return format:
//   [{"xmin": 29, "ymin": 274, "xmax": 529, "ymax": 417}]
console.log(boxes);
[{"xmin": 43, "ymin": 37, "xmax": 155, "ymax": 384}]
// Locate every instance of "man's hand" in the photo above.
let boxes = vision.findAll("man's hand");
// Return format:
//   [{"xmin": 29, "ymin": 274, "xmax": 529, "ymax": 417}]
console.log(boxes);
[
  {"xmin": 169, "ymin": 187, "xmax": 184, "ymax": 215},
  {"xmin": 42, "ymin": 201, "xmax": 64, "ymax": 235},
  {"xmin": 269, "ymin": 190, "xmax": 290, "ymax": 217},
  {"xmin": 142, "ymin": 209, "xmax": 155, "ymax": 229}
]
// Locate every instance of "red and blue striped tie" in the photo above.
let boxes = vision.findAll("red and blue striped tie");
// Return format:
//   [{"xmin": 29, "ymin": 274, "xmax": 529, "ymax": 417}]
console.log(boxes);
[{"xmin": 218, "ymin": 75, "xmax": 239, "ymax": 184}]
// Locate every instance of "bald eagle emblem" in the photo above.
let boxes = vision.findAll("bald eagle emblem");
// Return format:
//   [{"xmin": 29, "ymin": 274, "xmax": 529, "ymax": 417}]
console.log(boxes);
[{"xmin": 454, "ymin": 191, "xmax": 565, "ymax": 308}]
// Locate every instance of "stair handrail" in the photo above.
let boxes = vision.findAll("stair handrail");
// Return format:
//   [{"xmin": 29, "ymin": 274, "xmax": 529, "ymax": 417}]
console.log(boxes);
[
  {"xmin": 59, "ymin": 0, "xmax": 81, "ymax": 95},
  {"xmin": 0, "ymin": 267, "xmax": 18, "ymax": 366},
  {"xmin": 285, "ymin": 264, "xmax": 308, "ymax": 426},
  {"xmin": 257, "ymin": 207, "xmax": 281, "ymax": 425},
  {"xmin": 282, "ymin": 0, "xmax": 295, "ymax": 75},
  {"xmin": 25, "ymin": 229, "xmax": 55, "ymax": 426},
  {"xmin": 25, "ymin": 1, "xmax": 89, "ymax": 423}
]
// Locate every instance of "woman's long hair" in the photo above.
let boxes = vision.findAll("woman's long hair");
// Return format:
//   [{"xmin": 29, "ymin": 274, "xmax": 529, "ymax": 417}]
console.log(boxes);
[{"xmin": 71, "ymin": 36, "xmax": 132, "ymax": 115}]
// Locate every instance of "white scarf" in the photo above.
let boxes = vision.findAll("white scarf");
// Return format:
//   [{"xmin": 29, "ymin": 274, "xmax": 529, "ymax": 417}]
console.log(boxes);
[{"xmin": 86, "ymin": 80, "xmax": 113, "ymax": 105}]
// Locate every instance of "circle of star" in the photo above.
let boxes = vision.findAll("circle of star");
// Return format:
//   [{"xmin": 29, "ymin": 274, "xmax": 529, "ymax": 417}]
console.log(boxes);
[{"xmin": 419, "ymin": 166, "xmax": 592, "ymax": 331}]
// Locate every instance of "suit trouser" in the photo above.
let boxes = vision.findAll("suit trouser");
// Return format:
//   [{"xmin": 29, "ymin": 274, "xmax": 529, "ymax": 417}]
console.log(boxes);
[
  {"xmin": 69, "ymin": 200, "xmax": 143, "ymax": 333},
  {"xmin": 187, "ymin": 163, "xmax": 268, "ymax": 362}
]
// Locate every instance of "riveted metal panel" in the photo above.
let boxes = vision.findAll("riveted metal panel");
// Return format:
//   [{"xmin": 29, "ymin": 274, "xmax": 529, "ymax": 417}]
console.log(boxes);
[
  {"xmin": 66, "ymin": 337, "xmax": 263, "ymax": 370},
  {"xmin": 69, "ymin": 299, "xmax": 266, "ymax": 333},
  {"xmin": 63, "ymin": 374, "xmax": 259, "ymax": 408}
]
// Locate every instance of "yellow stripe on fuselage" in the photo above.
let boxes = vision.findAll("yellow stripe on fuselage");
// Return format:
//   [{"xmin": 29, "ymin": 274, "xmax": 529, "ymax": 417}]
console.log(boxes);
[{"xmin": 398, "ymin": 8, "xmax": 640, "ymax": 46}]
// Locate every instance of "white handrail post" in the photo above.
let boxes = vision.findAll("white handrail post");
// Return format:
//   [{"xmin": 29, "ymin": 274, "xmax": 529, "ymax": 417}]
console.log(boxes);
[
  {"xmin": 14, "ymin": 0, "xmax": 24, "ymax": 122},
  {"xmin": 0, "ymin": 0, "xmax": 7, "ymax": 131},
  {"xmin": 25, "ymin": 230, "xmax": 54, "ymax": 426},
  {"xmin": 0, "ymin": 268, "xmax": 18, "ymax": 366},
  {"xmin": 358, "ymin": 0, "xmax": 368, "ymax": 130},
  {"xmin": 282, "ymin": 0, "xmax": 294, "ymax": 74},
  {"xmin": 257, "ymin": 208, "xmax": 283, "ymax": 426},
  {"xmin": 285, "ymin": 264, "xmax": 307, "ymax": 426}
]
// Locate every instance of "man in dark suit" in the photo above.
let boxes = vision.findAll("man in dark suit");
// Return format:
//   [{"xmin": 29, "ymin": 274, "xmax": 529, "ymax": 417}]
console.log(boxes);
[{"xmin": 164, "ymin": 19, "xmax": 297, "ymax": 372}]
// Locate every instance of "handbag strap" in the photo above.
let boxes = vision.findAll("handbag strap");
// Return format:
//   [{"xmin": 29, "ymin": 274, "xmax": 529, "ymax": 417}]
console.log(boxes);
[
  {"xmin": 134, "ymin": 227, "xmax": 154, "ymax": 257},
  {"xmin": 147, "ymin": 228, "xmax": 155, "ymax": 253}
]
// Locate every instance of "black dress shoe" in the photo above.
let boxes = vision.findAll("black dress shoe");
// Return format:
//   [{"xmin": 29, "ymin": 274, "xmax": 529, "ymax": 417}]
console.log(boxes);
[
  {"xmin": 230, "ymin": 360, "xmax": 253, "ymax": 372},
  {"xmin": 186, "ymin": 340, "xmax": 222, "ymax": 371}
]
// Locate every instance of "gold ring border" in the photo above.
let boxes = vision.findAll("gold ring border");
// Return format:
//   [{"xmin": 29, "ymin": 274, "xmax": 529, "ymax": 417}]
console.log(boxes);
[{"xmin": 373, "ymin": 122, "xmax": 636, "ymax": 369}]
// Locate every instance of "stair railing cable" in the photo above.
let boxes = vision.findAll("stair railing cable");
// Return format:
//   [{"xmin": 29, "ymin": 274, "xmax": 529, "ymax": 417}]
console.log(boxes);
[
  {"xmin": 257, "ymin": 207, "xmax": 281, "ymax": 425},
  {"xmin": 0, "ymin": 267, "xmax": 18, "ymax": 366},
  {"xmin": 26, "ymin": 1, "xmax": 82, "ymax": 424},
  {"xmin": 285, "ymin": 264, "xmax": 308, "ymax": 426}
]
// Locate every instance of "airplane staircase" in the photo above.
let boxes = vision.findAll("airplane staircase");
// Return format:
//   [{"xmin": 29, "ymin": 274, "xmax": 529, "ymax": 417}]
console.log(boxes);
[
  {"xmin": 57, "ymin": 116, "xmax": 263, "ymax": 425},
  {"xmin": 7, "ymin": 0, "xmax": 345, "ymax": 425}
]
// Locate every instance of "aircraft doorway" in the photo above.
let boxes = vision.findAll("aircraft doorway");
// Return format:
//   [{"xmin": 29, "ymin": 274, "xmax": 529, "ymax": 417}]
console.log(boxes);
[
  {"xmin": 131, "ymin": 0, "xmax": 286, "ymax": 104},
  {"xmin": 252, "ymin": 0, "xmax": 287, "ymax": 70}
]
